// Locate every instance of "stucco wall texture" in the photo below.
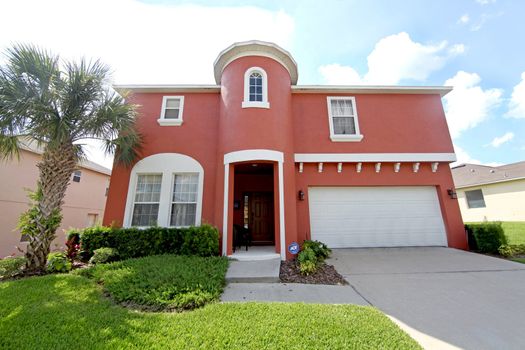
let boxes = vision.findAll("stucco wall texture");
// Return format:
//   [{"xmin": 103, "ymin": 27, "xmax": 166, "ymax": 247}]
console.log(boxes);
[
  {"xmin": 0, "ymin": 149, "xmax": 109, "ymax": 257},
  {"xmin": 104, "ymin": 49, "xmax": 468, "ymax": 258},
  {"xmin": 457, "ymin": 180, "xmax": 525, "ymax": 222}
]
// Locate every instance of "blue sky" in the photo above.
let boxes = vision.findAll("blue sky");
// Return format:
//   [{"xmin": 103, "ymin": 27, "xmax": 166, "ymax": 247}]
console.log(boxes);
[{"xmin": 1, "ymin": 0, "xmax": 524, "ymax": 167}]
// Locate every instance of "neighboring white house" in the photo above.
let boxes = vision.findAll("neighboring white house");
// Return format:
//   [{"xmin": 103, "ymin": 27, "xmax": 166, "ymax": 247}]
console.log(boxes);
[{"xmin": 452, "ymin": 161, "xmax": 525, "ymax": 222}]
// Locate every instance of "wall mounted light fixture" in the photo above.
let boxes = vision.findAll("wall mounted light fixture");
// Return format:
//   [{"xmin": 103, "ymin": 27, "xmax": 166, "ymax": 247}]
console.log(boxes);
[
  {"xmin": 298, "ymin": 190, "xmax": 305, "ymax": 201},
  {"xmin": 447, "ymin": 189, "xmax": 457, "ymax": 199}
]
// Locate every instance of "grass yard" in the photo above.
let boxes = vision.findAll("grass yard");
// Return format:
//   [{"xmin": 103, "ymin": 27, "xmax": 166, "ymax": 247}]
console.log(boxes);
[
  {"xmin": 511, "ymin": 258, "xmax": 525, "ymax": 264},
  {"xmin": 501, "ymin": 222, "xmax": 525, "ymax": 244},
  {"xmin": 0, "ymin": 269, "xmax": 421, "ymax": 349},
  {"xmin": 76, "ymin": 255, "xmax": 229, "ymax": 311}
]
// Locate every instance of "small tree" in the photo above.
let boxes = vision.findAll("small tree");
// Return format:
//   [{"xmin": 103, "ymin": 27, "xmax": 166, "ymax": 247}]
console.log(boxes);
[{"xmin": 0, "ymin": 44, "xmax": 141, "ymax": 272}]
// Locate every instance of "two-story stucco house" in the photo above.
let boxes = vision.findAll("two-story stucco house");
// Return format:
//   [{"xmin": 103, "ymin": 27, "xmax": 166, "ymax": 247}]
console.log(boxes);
[{"xmin": 103, "ymin": 40, "xmax": 467, "ymax": 260}]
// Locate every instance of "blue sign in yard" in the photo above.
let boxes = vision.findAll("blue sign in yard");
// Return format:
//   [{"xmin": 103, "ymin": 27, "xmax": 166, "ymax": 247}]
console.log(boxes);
[{"xmin": 288, "ymin": 242, "xmax": 300, "ymax": 255}]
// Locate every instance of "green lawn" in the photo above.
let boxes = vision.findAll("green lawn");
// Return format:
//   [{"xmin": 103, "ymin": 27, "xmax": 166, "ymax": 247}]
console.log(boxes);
[
  {"xmin": 511, "ymin": 258, "xmax": 525, "ymax": 264},
  {"xmin": 501, "ymin": 222, "xmax": 525, "ymax": 244},
  {"xmin": 0, "ymin": 274, "xmax": 420, "ymax": 349},
  {"xmin": 76, "ymin": 255, "xmax": 229, "ymax": 311}
]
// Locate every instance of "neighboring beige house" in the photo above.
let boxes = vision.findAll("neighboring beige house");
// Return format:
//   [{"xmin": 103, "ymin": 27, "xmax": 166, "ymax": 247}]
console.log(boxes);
[
  {"xmin": 452, "ymin": 161, "xmax": 525, "ymax": 222},
  {"xmin": 0, "ymin": 142, "xmax": 110, "ymax": 257}
]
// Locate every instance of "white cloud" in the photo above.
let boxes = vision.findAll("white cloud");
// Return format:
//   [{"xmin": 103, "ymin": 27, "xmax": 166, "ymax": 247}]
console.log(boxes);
[
  {"xmin": 443, "ymin": 71, "xmax": 503, "ymax": 138},
  {"xmin": 476, "ymin": 0, "xmax": 496, "ymax": 5},
  {"xmin": 0, "ymin": 0, "xmax": 294, "ymax": 84},
  {"xmin": 489, "ymin": 132, "xmax": 514, "ymax": 147},
  {"xmin": 506, "ymin": 72, "xmax": 525, "ymax": 119},
  {"xmin": 458, "ymin": 14, "xmax": 470, "ymax": 24},
  {"xmin": 452, "ymin": 145, "xmax": 481, "ymax": 167},
  {"xmin": 0, "ymin": 0, "xmax": 295, "ymax": 167},
  {"xmin": 451, "ymin": 145, "xmax": 502, "ymax": 167},
  {"xmin": 318, "ymin": 64, "xmax": 362, "ymax": 85},
  {"xmin": 319, "ymin": 32, "xmax": 464, "ymax": 85}
]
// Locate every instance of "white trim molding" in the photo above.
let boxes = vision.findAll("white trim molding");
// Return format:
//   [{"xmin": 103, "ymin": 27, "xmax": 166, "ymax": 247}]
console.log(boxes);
[
  {"xmin": 213, "ymin": 40, "xmax": 298, "ymax": 85},
  {"xmin": 223, "ymin": 149, "xmax": 286, "ymax": 260},
  {"xmin": 123, "ymin": 153, "xmax": 204, "ymax": 228},
  {"xmin": 294, "ymin": 153, "xmax": 457, "ymax": 163},
  {"xmin": 292, "ymin": 85, "xmax": 452, "ymax": 97},
  {"xmin": 327, "ymin": 96, "xmax": 364, "ymax": 142},
  {"xmin": 157, "ymin": 96, "xmax": 185, "ymax": 126},
  {"xmin": 242, "ymin": 67, "xmax": 270, "ymax": 109}
]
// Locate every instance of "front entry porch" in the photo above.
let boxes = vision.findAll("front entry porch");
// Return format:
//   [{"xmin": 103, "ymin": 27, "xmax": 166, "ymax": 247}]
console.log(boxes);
[{"xmin": 222, "ymin": 150, "xmax": 286, "ymax": 260}]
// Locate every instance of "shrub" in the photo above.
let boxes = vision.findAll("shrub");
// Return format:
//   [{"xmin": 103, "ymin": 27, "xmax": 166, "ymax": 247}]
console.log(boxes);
[
  {"xmin": 465, "ymin": 222, "xmax": 507, "ymax": 254},
  {"xmin": 0, "ymin": 256, "xmax": 26, "ymax": 279},
  {"xmin": 297, "ymin": 247, "xmax": 318, "ymax": 276},
  {"xmin": 76, "ymin": 255, "xmax": 229, "ymax": 311},
  {"xmin": 498, "ymin": 244, "xmax": 525, "ymax": 258},
  {"xmin": 46, "ymin": 252, "xmax": 72, "ymax": 273},
  {"xmin": 65, "ymin": 229, "xmax": 81, "ymax": 262},
  {"xmin": 302, "ymin": 240, "xmax": 331, "ymax": 261},
  {"xmin": 77, "ymin": 224, "xmax": 219, "ymax": 260},
  {"xmin": 89, "ymin": 248, "xmax": 119, "ymax": 265}
]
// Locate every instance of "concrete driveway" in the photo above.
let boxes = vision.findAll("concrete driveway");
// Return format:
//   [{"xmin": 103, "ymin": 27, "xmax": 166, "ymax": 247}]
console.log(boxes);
[{"xmin": 329, "ymin": 247, "xmax": 525, "ymax": 350}]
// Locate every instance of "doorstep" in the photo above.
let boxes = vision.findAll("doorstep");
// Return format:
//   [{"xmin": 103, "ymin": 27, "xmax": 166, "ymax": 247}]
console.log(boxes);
[{"xmin": 226, "ymin": 257, "xmax": 281, "ymax": 283}]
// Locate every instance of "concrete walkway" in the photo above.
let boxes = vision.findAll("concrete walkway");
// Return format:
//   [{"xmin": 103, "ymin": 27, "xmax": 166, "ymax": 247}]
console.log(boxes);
[{"xmin": 221, "ymin": 282, "xmax": 368, "ymax": 304}]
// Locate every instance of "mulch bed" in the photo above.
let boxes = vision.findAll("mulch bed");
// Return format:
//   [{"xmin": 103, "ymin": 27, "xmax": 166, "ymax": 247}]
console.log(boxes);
[{"xmin": 280, "ymin": 260, "xmax": 347, "ymax": 285}]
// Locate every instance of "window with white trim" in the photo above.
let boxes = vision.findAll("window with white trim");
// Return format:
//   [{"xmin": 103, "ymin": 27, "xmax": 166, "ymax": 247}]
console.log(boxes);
[
  {"xmin": 170, "ymin": 173, "xmax": 199, "ymax": 227},
  {"xmin": 131, "ymin": 174, "xmax": 162, "ymax": 226},
  {"xmin": 327, "ymin": 96, "xmax": 363, "ymax": 142},
  {"xmin": 158, "ymin": 96, "xmax": 185, "ymax": 126},
  {"xmin": 465, "ymin": 189, "xmax": 486, "ymax": 209},
  {"xmin": 242, "ymin": 67, "xmax": 269, "ymax": 108},
  {"xmin": 72, "ymin": 170, "xmax": 82, "ymax": 182}
]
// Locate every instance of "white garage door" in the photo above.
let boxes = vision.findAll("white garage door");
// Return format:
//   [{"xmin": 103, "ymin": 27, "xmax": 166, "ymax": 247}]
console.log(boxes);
[{"xmin": 308, "ymin": 186, "xmax": 447, "ymax": 248}]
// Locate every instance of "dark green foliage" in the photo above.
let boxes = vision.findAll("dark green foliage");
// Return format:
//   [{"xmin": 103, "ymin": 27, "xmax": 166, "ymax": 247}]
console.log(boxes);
[
  {"xmin": 302, "ymin": 240, "xmax": 332, "ymax": 262},
  {"xmin": 74, "ymin": 224, "xmax": 219, "ymax": 260},
  {"xmin": 297, "ymin": 240, "xmax": 333, "ymax": 275},
  {"xmin": 46, "ymin": 252, "xmax": 71, "ymax": 273},
  {"xmin": 465, "ymin": 222, "xmax": 507, "ymax": 254},
  {"xmin": 77, "ymin": 255, "xmax": 229, "ymax": 311},
  {"xmin": 0, "ymin": 256, "xmax": 27, "ymax": 279},
  {"xmin": 498, "ymin": 244, "xmax": 525, "ymax": 258},
  {"xmin": 297, "ymin": 248, "xmax": 318, "ymax": 275},
  {"xmin": 89, "ymin": 247, "xmax": 119, "ymax": 264}
]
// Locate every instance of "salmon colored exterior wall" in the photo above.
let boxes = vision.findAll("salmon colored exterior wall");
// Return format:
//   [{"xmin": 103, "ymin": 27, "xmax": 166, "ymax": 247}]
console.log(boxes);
[
  {"xmin": 0, "ymin": 149, "xmax": 110, "ymax": 257},
  {"xmin": 103, "ymin": 45, "xmax": 468, "ymax": 259}
]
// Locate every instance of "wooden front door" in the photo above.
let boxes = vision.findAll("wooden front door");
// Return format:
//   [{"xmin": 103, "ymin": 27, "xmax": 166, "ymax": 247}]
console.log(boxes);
[{"xmin": 249, "ymin": 192, "xmax": 274, "ymax": 244}]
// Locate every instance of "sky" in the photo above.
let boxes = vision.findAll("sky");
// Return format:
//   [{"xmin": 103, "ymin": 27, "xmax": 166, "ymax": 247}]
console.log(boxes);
[{"xmin": 0, "ymin": 0, "xmax": 524, "ymax": 168}]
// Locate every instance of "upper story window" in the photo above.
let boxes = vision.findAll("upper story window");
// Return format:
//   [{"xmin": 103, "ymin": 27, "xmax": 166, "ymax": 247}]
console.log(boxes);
[
  {"xmin": 242, "ymin": 67, "xmax": 269, "ymax": 109},
  {"xmin": 327, "ymin": 96, "xmax": 363, "ymax": 142},
  {"xmin": 72, "ymin": 170, "xmax": 82, "ymax": 183},
  {"xmin": 158, "ymin": 96, "xmax": 185, "ymax": 126},
  {"xmin": 465, "ymin": 189, "xmax": 486, "ymax": 209}
]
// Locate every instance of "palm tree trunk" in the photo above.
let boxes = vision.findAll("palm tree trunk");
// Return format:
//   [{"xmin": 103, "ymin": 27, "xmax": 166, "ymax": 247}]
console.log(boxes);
[{"xmin": 25, "ymin": 143, "xmax": 77, "ymax": 272}]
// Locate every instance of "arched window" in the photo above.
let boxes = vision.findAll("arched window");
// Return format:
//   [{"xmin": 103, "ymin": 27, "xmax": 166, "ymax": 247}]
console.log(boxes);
[
  {"xmin": 242, "ymin": 67, "xmax": 269, "ymax": 108},
  {"xmin": 249, "ymin": 72, "xmax": 263, "ymax": 102}
]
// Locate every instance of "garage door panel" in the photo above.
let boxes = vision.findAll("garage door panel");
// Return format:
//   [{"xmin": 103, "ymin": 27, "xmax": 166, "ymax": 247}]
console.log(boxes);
[{"xmin": 308, "ymin": 186, "xmax": 447, "ymax": 248}]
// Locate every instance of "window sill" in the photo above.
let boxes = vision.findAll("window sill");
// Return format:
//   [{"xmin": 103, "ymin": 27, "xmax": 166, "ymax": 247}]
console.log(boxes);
[
  {"xmin": 157, "ymin": 119, "xmax": 183, "ymax": 126},
  {"xmin": 330, "ymin": 134, "xmax": 364, "ymax": 142},
  {"xmin": 242, "ymin": 101, "xmax": 270, "ymax": 109}
]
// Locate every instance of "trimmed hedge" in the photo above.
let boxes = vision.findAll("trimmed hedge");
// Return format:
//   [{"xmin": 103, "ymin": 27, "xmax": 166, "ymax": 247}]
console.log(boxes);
[
  {"xmin": 70, "ymin": 224, "xmax": 219, "ymax": 260},
  {"xmin": 465, "ymin": 222, "xmax": 507, "ymax": 254}
]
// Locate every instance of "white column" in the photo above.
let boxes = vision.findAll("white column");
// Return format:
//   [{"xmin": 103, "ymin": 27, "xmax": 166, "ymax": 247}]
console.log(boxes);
[
  {"xmin": 222, "ymin": 164, "xmax": 229, "ymax": 256},
  {"xmin": 278, "ymin": 161, "xmax": 286, "ymax": 260}
]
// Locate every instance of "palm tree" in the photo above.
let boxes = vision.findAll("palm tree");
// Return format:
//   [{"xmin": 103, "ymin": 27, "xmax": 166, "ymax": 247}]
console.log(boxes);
[{"xmin": 0, "ymin": 44, "xmax": 141, "ymax": 272}]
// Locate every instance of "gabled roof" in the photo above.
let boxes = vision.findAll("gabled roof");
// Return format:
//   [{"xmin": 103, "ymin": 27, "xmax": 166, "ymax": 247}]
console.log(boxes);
[
  {"xmin": 451, "ymin": 161, "xmax": 525, "ymax": 188},
  {"xmin": 18, "ymin": 139, "xmax": 111, "ymax": 176}
]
